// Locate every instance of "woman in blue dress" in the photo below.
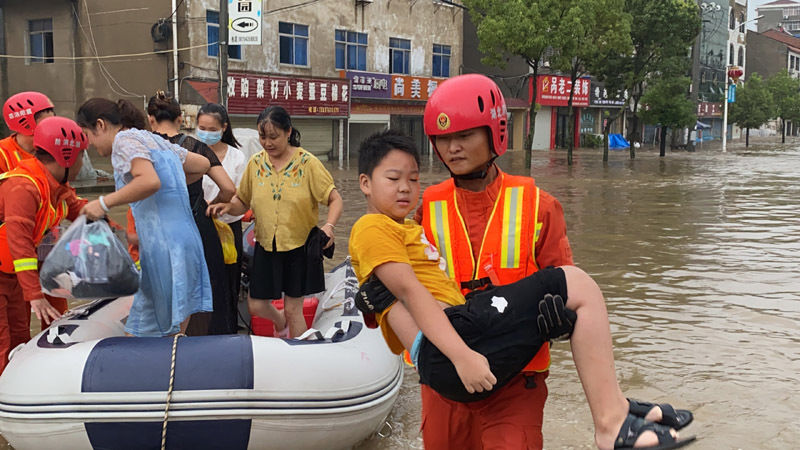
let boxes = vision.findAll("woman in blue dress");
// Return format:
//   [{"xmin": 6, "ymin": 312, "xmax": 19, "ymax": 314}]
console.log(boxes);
[{"xmin": 77, "ymin": 98, "xmax": 213, "ymax": 336}]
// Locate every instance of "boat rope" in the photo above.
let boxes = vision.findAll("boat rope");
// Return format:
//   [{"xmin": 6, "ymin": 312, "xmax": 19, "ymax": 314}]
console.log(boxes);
[{"xmin": 161, "ymin": 333, "xmax": 184, "ymax": 450}]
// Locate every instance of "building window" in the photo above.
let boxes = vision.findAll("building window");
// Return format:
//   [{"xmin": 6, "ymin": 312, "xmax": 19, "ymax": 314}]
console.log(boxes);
[
  {"xmin": 729, "ymin": 44, "xmax": 734, "ymax": 65},
  {"xmin": 432, "ymin": 44, "xmax": 451, "ymax": 77},
  {"xmin": 279, "ymin": 22, "xmax": 308, "ymax": 66},
  {"xmin": 738, "ymin": 47, "xmax": 744, "ymax": 67},
  {"xmin": 390, "ymin": 37, "xmax": 411, "ymax": 74},
  {"xmin": 29, "ymin": 19, "xmax": 54, "ymax": 64},
  {"xmin": 739, "ymin": 13, "xmax": 745, "ymax": 33},
  {"xmin": 335, "ymin": 30, "xmax": 367, "ymax": 71},
  {"xmin": 206, "ymin": 11, "xmax": 242, "ymax": 60},
  {"xmin": 729, "ymin": 10, "xmax": 735, "ymax": 29}
]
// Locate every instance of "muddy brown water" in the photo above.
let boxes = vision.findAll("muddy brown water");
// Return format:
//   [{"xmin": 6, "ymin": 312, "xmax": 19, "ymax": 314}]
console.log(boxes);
[{"xmin": 4, "ymin": 142, "xmax": 799, "ymax": 449}]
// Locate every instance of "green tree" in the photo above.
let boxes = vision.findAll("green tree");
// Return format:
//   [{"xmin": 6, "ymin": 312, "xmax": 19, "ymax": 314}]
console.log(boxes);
[
  {"xmin": 463, "ymin": 0, "xmax": 563, "ymax": 167},
  {"xmin": 592, "ymin": 0, "xmax": 700, "ymax": 160},
  {"xmin": 640, "ymin": 77, "xmax": 696, "ymax": 156},
  {"xmin": 766, "ymin": 70, "xmax": 800, "ymax": 143},
  {"xmin": 550, "ymin": 0, "xmax": 632, "ymax": 165},
  {"xmin": 729, "ymin": 73, "xmax": 774, "ymax": 147}
]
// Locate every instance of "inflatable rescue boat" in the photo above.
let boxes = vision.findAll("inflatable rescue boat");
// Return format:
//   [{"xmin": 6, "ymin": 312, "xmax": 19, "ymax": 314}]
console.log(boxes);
[{"xmin": 0, "ymin": 260, "xmax": 402, "ymax": 450}]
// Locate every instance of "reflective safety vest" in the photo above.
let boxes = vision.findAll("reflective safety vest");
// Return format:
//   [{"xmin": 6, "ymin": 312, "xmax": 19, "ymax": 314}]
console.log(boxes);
[
  {"xmin": 0, "ymin": 135, "xmax": 33, "ymax": 174},
  {"xmin": 421, "ymin": 172, "xmax": 551, "ymax": 372},
  {"xmin": 0, "ymin": 159, "xmax": 67, "ymax": 274}
]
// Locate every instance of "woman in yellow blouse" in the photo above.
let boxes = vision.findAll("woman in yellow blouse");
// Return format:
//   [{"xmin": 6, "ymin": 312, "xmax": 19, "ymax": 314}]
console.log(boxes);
[{"xmin": 208, "ymin": 106, "xmax": 342, "ymax": 338}]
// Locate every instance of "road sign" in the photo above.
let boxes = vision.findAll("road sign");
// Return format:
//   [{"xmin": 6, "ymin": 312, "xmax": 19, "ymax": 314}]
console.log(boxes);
[{"xmin": 229, "ymin": 0, "xmax": 261, "ymax": 45}]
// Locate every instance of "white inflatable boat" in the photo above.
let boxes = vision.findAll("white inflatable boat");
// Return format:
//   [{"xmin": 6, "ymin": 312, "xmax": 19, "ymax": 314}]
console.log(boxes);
[{"xmin": 0, "ymin": 260, "xmax": 402, "ymax": 450}]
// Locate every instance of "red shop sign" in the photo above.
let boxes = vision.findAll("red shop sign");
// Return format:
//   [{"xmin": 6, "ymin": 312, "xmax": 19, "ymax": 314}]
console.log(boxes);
[
  {"xmin": 530, "ymin": 75, "xmax": 590, "ymax": 107},
  {"xmin": 227, "ymin": 72, "xmax": 351, "ymax": 117}
]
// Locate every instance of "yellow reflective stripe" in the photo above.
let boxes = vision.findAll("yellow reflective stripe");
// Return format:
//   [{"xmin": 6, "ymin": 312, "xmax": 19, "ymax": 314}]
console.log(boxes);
[
  {"xmin": 13, "ymin": 258, "xmax": 38, "ymax": 272},
  {"xmin": 532, "ymin": 187, "xmax": 541, "ymax": 270},
  {"xmin": 0, "ymin": 173, "xmax": 44, "ymax": 209},
  {"xmin": 134, "ymin": 260, "xmax": 141, "ymax": 270},
  {"xmin": 429, "ymin": 200, "xmax": 456, "ymax": 278},
  {"xmin": 501, "ymin": 187, "xmax": 523, "ymax": 269}
]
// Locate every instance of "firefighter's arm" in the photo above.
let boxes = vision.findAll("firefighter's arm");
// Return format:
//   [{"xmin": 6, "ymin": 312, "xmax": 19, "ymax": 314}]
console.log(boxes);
[
  {"xmin": 535, "ymin": 194, "xmax": 574, "ymax": 267},
  {"xmin": 3, "ymin": 181, "xmax": 47, "ymax": 301},
  {"xmin": 64, "ymin": 187, "xmax": 89, "ymax": 221}
]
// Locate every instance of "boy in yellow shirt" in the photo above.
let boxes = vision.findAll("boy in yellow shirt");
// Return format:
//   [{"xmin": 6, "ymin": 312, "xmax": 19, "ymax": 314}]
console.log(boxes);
[{"xmin": 348, "ymin": 130, "xmax": 694, "ymax": 450}]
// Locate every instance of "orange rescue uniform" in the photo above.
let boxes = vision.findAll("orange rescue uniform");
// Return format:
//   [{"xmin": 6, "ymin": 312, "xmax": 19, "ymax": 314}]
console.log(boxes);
[
  {"xmin": 0, "ymin": 135, "xmax": 34, "ymax": 174},
  {"xmin": 0, "ymin": 158, "xmax": 86, "ymax": 373},
  {"xmin": 415, "ymin": 168, "xmax": 573, "ymax": 449}
]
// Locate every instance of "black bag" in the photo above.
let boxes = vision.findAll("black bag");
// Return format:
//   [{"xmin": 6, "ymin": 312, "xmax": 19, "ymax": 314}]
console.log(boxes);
[{"xmin": 40, "ymin": 216, "xmax": 140, "ymax": 299}]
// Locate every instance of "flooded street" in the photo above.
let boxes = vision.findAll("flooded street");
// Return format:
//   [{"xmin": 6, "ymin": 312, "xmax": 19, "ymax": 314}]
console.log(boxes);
[
  {"xmin": 352, "ymin": 143, "xmax": 800, "ymax": 449},
  {"xmin": 4, "ymin": 142, "xmax": 798, "ymax": 449}
]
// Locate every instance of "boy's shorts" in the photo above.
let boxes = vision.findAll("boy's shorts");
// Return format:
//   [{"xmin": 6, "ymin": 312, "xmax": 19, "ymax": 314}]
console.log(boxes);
[{"xmin": 416, "ymin": 267, "xmax": 568, "ymax": 403}]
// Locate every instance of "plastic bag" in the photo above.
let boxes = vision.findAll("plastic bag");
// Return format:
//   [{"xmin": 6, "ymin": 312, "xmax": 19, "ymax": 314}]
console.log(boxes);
[
  {"xmin": 39, "ymin": 216, "xmax": 140, "ymax": 299},
  {"xmin": 213, "ymin": 218, "xmax": 238, "ymax": 264}
]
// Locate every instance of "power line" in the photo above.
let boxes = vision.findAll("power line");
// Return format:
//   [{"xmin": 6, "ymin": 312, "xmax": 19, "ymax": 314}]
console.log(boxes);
[{"xmin": 0, "ymin": 42, "xmax": 216, "ymax": 61}]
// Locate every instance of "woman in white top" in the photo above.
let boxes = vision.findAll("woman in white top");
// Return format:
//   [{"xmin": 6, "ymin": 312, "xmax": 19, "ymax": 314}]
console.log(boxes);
[{"xmin": 197, "ymin": 103, "xmax": 247, "ymax": 333}]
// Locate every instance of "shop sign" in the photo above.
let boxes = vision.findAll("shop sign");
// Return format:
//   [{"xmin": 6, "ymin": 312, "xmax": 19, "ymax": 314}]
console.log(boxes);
[
  {"xmin": 228, "ymin": 0, "xmax": 262, "ymax": 45},
  {"xmin": 226, "ymin": 72, "xmax": 350, "ymax": 117},
  {"xmin": 532, "ymin": 75, "xmax": 590, "ymax": 107},
  {"xmin": 391, "ymin": 75, "xmax": 442, "ymax": 101},
  {"xmin": 341, "ymin": 71, "xmax": 392, "ymax": 99},
  {"xmin": 351, "ymin": 103, "xmax": 425, "ymax": 115},
  {"xmin": 697, "ymin": 102, "xmax": 722, "ymax": 117},
  {"xmin": 590, "ymin": 84, "xmax": 628, "ymax": 107}
]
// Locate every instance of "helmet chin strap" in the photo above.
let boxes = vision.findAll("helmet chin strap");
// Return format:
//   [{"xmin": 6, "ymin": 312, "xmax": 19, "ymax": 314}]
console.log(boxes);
[
  {"xmin": 451, "ymin": 157, "xmax": 497, "ymax": 180},
  {"xmin": 60, "ymin": 168, "xmax": 69, "ymax": 184}
]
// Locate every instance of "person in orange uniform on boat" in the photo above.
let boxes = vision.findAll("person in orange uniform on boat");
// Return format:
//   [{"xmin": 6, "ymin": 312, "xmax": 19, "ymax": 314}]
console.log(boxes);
[
  {"xmin": 413, "ymin": 74, "xmax": 573, "ymax": 449},
  {"xmin": 0, "ymin": 117, "xmax": 89, "ymax": 374},
  {"xmin": 1, "ymin": 92, "xmax": 56, "ymax": 173}
]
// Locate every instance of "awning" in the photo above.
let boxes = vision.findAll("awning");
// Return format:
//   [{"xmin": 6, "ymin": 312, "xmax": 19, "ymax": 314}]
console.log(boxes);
[{"xmin": 695, "ymin": 121, "xmax": 712, "ymax": 129}]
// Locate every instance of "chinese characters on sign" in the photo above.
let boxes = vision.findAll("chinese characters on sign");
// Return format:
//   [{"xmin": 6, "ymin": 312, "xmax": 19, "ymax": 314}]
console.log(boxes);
[
  {"xmin": 341, "ymin": 71, "xmax": 442, "ymax": 101},
  {"xmin": 589, "ymin": 84, "xmax": 629, "ymax": 107},
  {"xmin": 696, "ymin": 102, "xmax": 722, "ymax": 117},
  {"xmin": 227, "ymin": 72, "xmax": 350, "ymax": 117},
  {"xmin": 229, "ymin": 0, "xmax": 262, "ymax": 45},
  {"xmin": 532, "ymin": 75, "xmax": 590, "ymax": 107}
]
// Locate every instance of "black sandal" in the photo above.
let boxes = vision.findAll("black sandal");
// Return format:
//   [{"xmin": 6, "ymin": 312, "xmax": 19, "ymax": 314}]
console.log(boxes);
[
  {"xmin": 628, "ymin": 399, "xmax": 694, "ymax": 430},
  {"xmin": 614, "ymin": 413, "xmax": 696, "ymax": 450}
]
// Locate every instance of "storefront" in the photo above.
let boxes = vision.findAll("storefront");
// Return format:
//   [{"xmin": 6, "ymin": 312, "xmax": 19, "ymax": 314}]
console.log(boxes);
[
  {"xmin": 581, "ymin": 81, "xmax": 627, "ymax": 146},
  {"xmin": 529, "ymin": 75, "xmax": 590, "ymax": 150},
  {"xmin": 696, "ymin": 102, "xmax": 723, "ymax": 142},
  {"xmin": 196, "ymin": 73, "xmax": 351, "ymax": 161},
  {"xmin": 342, "ymin": 71, "xmax": 444, "ymax": 159}
]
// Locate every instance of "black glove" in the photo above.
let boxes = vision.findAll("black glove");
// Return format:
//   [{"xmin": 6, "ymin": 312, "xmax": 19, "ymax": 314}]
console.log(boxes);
[
  {"xmin": 354, "ymin": 275, "xmax": 397, "ymax": 316},
  {"xmin": 536, "ymin": 294, "xmax": 577, "ymax": 341}
]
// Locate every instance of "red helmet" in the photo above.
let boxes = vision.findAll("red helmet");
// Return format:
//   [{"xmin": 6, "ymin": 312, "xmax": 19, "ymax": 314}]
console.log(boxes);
[
  {"xmin": 423, "ymin": 74, "xmax": 508, "ymax": 157},
  {"xmin": 33, "ymin": 117, "xmax": 87, "ymax": 169},
  {"xmin": 3, "ymin": 91, "xmax": 55, "ymax": 136}
]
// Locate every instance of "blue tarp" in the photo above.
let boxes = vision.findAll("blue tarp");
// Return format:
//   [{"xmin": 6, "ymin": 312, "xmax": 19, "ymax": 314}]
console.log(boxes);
[{"xmin": 608, "ymin": 133, "xmax": 630, "ymax": 150}]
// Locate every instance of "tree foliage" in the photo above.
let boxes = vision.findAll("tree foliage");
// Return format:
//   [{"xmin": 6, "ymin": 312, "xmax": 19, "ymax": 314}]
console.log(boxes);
[
  {"xmin": 766, "ymin": 70, "xmax": 800, "ymax": 143},
  {"xmin": 640, "ymin": 77, "xmax": 695, "ymax": 156},
  {"xmin": 729, "ymin": 73, "xmax": 774, "ymax": 147}
]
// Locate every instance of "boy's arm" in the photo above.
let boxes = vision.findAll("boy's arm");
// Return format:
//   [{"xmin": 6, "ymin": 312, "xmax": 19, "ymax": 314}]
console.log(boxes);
[{"xmin": 373, "ymin": 261, "xmax": 497, "ymax": 395}]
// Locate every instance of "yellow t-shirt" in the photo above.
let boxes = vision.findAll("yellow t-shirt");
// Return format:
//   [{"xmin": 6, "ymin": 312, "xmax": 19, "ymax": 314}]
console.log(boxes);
[
  {"xmin": 349, "ymin": 214, "xmax": 465, "ymax": 354},
  {"xmin": 237, "ymin": 148, "xmax": 335, "ymax": 251}
]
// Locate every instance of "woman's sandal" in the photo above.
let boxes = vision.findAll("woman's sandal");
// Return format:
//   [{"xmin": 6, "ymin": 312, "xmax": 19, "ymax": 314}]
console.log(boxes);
[
  {"xmin": 615, "ymin": 413, "xmax": 696, "ymax": 450},
  {"xmin": 628, "ymin": 399, "xmax": 694, "ymax": 430}
]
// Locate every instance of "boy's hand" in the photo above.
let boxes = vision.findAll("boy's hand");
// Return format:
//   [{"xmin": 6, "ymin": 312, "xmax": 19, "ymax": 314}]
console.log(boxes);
[{"xmin": 452, "ymin": 349, "xmax": 497, "ymax": 394}]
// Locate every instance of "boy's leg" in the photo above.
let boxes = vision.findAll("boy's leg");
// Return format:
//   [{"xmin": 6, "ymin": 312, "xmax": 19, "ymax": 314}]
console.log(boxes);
[{"xmin": 560, "ymin": 265, "xmax": 681, "ymax": 449}]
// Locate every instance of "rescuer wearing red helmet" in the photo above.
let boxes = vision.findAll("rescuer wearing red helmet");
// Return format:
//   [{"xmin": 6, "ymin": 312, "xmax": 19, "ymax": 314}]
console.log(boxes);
[
  {"xmin": 414, "ymin": 74, "xmax": 574, "ymax": 449},
  {"xmin": 0, "ymin": 117, "xmax": 88, "ymax": 374},
  {"xmin": 1, "ymin": 91, "xmax": 56, "ymax": 174}
]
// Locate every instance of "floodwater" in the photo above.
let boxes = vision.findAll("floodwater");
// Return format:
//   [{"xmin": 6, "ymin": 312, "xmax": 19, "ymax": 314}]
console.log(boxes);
[{"xmin": 5, "ymin": 142, "xmax": 799, "ymax": 449}]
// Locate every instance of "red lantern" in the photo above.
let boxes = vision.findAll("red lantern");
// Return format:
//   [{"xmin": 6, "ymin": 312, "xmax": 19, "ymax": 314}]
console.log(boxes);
[{"xmin": 728, "ymin": 66, "xmax": 743, "ymax": 83}]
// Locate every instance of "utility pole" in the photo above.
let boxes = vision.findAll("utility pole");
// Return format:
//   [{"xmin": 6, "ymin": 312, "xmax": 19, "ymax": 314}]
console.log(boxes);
[{"xmin": 219, "ymin": 0, "xmax": 229, "ymax": 106}]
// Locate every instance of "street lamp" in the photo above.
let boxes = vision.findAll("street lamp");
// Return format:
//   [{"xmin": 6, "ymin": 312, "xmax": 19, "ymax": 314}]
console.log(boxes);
[{"xmin": 722, "ymin": 15, "xmax": 763, "ymax": 153}]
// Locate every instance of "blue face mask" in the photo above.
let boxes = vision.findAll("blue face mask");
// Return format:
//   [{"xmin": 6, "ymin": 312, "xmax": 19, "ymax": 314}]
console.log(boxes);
[{"xmin": 196, "ymin": 129, "xmax": 223, "ymax": 146}]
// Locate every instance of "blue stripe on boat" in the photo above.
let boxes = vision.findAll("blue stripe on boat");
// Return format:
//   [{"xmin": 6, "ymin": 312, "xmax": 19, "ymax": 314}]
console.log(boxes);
[
  {"xmin": 85, "ymin": 419, "xmax": 251, "ymax": 449},
  {"xmin": 82, "ymin": 335, "xmax": 254, "ymax": 392}
]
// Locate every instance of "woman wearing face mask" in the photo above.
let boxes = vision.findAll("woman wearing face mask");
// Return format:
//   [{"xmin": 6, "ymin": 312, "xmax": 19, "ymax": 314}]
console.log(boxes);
[{"xmin": 197, "ymin": 103, "xmax": 247, "ymax": 333}]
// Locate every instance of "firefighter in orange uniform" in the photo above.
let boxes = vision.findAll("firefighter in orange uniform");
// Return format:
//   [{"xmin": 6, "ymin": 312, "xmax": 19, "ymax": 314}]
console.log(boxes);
[
  {"xmin": 0, "ymin": 117, "xmax": 88, "ymax": 374},
  {"xmin": 414, "ymin": 74, "xmax": 574, "ymax": 449},
  {"xmin": 1, "ymin": 91, "xmax": 56, "ymax": 173}
]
